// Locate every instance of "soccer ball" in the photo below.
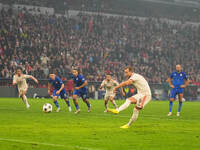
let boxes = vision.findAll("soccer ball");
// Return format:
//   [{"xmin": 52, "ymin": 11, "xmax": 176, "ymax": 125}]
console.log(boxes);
[{"xmin": 43, "ymin": 103, "xmax": 52, "ymax": 113}]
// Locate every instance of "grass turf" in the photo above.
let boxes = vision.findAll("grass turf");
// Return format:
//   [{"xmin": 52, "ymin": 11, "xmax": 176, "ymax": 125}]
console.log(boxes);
[{"xmin": 0, "ymin": 98, "xmax": 199, "ymax": 150}]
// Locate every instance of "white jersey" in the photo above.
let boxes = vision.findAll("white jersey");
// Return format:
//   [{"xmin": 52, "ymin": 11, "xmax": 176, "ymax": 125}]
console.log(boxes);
[
  {"xmin": 13, "ymin": 74, "xmax": 31, "ymax": 90},
  {"xmin": 101, "ymin": 79, "xmax": 118, "ymax": 95},
  {"xmin": 129, "ymin": 73, "xmax": 151, "ymax": 96}
]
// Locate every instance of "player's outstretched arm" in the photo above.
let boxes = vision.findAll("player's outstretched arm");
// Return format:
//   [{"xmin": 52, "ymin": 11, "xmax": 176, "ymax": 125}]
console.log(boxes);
[
  {"xmin": 48, "ymin": 83, "xmax": 51, "ymax": 95},
  {"xmin": 28, "ymin": 75, "xmax": 38, "ymax": 84},
  {"xmin": 99, "ymin": 80, "xmax": 105, "ymax": 89},
  {"xmin": 114, "ymin": 79, "xmax": 133, "ymax": 93},
  {"xmin": 12, "ymin": 75, "xmax": 17, "ymax": 86}
]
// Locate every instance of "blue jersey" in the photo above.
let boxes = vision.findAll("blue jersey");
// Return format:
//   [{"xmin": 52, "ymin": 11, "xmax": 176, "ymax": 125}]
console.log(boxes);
[
  {"xmin": 170, "ymin": 71, "xmax": 188, "ymax": 88},
  {"xmin": 71, "ymin": 74, "xmax": 87, "ymax": 91},
  {"xmin": 49, "ymin": 76, "xmax": 64, "ymax": 90}
]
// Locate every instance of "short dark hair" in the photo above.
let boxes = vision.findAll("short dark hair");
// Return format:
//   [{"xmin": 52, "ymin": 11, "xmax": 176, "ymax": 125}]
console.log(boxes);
[
  {"xmin": 124, "ymin": 66, "xmax": 133, "ymax": 72},
  {"xmin": 16, "ymin": 66, "xmax": 22, "ymax": 71}
]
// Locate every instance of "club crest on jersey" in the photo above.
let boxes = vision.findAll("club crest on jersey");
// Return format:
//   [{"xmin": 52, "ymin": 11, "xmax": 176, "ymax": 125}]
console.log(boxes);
[{"xmin": 180, "ymin": 74, "xmax": 182, "ymax": 76}]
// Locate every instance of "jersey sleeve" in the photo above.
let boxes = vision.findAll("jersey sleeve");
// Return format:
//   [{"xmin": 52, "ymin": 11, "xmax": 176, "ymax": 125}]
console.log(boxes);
[
  {"xmin": 13, "ymin": 75, "xmax": 17, "ymax": 84},
  {"xmin": 24, "ymin": 75, "xmax": 31, "ymax": 79},
  {"xmin": 101, "ymin": 80, "xmax": 105, "ymax": 87},
  {"xmin": 56, "ymin": 77, "xmax": 63, "ymax": 84},
  {"xmin": 113, "ymin": 80, "xmax": 119, "ymax": 86},
  {"xmin": 129, "ymin": 74, "xmax": 136, "ymax": 81},
  {"xmin": 81, "ymin": 76, "xmax": 86, "ymax": 82}
]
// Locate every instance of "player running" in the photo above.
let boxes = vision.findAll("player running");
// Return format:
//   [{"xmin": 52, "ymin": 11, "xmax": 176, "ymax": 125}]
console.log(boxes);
[
  {"xmin": 99, "ymin": 74, "xmax": 125, "ymax": 112},
  {"xmin": 108, "ymin": 66, "xmax": 152, "ymax": 129},
  {"xmin": 48, "ymin": 74, "xmax": 72, "ymax": 112},
  {"xmin": 13, "ymin": 67, "xmax": 38, "ymax": 109},
  {"xmin": 167, "ymin": 64, "xmax": 190, "ymax": 116},
  {"xmin": 71, "ymin": 69, "xmax": 91, "ymax": 114}
]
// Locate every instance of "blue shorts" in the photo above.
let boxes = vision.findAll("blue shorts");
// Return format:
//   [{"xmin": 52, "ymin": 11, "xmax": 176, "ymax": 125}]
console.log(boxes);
[
  {"xmin": 170, "ymin": 88, "xmax": 184, "ymax": 99},
  {"xmin": 73, "ymin": 89, "xmax": 88, "ymax": 100},
  {"xmin": 53, "ymin": 89, "xmax": 67, "ymax": 99}
]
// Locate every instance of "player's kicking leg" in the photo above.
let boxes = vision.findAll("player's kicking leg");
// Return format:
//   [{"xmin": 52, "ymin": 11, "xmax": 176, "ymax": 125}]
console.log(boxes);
[
  {"xmin": 73, "ymin": 94, "xmax": 80, "ymax": 114},
  {"xmin": 20, "ymin": 89, "xmax": 30, "ymax": 109},
  {"xmin": 177, "ymin": 93, "xmax": 183, "ymax": 116}
]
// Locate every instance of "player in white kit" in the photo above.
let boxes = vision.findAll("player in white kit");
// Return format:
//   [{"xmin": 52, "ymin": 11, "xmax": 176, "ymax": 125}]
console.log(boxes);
[
  {"xmin": 12, "ymin": 67, "xmax": 38, "ymax": 108},
  {"xmin": 108, "ymin": 66, "xmax": 152, "ymax": 129},
  {"xmin": 99, "ymin": 74, "xmax": 125, "ymax": 112}
]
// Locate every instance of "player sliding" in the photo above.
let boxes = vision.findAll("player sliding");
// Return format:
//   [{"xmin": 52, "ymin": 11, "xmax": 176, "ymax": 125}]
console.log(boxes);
[
  {"xmin": 13, "ymin": 67, "xmax": 38, "ymax": 109},
  {"xmin": 71, "ymin": 69, "xmax": 91, "ymax": 114},
  {"xmin": 48, "ymin": 74, "xmax": 71, "ymax": 112},
  {"xmin": 108, "ymin": 66, "xmax": 152, "ymax": 129},
  {"xmin": 167, "ymin": 64, "xmax": 190, "ymax": 117},
  {"xmin": 99, "ymin": 74, "xmax": 125, "ymax": 112}
]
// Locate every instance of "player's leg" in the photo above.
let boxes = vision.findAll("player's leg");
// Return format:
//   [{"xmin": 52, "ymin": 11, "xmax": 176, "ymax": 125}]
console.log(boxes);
[
  {"xmin": 104, "ymin": 96, "xmax": 109, "ymax": 112},
  {"xmin": 177, "ymin": 92, "xmax": 183, "ymax": 116},
  {"xmin": 108, "ymin": 97, "xmax": 135, "ymax": 114},
  {"xmin": 81, "ymin": 93, "xmax": 91, "ymax": 112},
  {"xmin": 53, "ymin": 96, "xmax": 60, "ymax": 112},
  {"xmin": 121, "ymin": 95, "xmax": 151, "ymax": 129},
  {"xmin": 60, "ymin": 90, "xmax": 72, "ymax": 112},
  {"xmin": 52, "ymin": 90, "xmax": 60, "ymax": 112},
  {"xmin": 109, "ymin": 96, "xmax": 118, "ymax": 109},
  {"xmin": 72, "ymin": 94, "xmax": 80, "ymax": 114},
  {"xmin": 20, "ymin": 88, "xmax": 30, "ymax": 109},
  {"xmin": 168, "ymin": 89, "xmax": 176, "ymax": 116}
]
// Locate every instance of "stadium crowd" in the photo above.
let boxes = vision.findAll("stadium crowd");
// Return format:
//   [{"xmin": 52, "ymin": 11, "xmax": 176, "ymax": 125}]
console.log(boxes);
[{"xmin": 0, "ymin": 8, "xmax": 199, "ymax": 84}]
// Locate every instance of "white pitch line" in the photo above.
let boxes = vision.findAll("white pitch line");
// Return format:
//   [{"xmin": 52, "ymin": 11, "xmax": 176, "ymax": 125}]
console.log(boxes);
[{"xmin": 0, "ymin": 138, "xmax": 102, "ymax": 150}]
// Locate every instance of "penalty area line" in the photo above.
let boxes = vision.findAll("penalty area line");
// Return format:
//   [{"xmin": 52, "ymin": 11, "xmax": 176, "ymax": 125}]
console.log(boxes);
[{"xmin": 0, "ymin": 138, "xmax": 102, "ymax": 150}]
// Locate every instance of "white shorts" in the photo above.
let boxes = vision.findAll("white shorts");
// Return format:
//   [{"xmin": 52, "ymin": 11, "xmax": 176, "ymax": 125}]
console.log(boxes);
[
  {"xmin": 104, "ymin": 93, "xmax": 115, "ymax": 100},
  {"xmin": 18, "ymin": 87, "xmax": 28, "ymax": 95},
  {"xmin": 132, "ymin": 93, "xmax": 151, "ymax": 108}
]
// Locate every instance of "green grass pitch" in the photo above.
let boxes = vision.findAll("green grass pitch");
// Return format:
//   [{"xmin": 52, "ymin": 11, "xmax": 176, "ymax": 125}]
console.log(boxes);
[{"xmin": 0, "ymin": 98, "xmax": 200, "ymax": 150}]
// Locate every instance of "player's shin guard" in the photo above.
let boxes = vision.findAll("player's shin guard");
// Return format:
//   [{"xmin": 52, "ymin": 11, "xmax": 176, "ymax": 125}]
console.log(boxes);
[
  {"xmin": 54, "ymin": 101, "xmax": 60, "ymax": 108},
  {"xmin": 75, "ymin": 104, "xmax": 79, "ymax": 110},
  {"xmin": 112, "ymin": 100, "xmax": 118, "ymax": 109},
  {"xmin": 118, "ymin": 99, "xmax": 131, "ymax": 112},
  {"xmin": 128, "ymin": 108, "xmax": 139, "ymax": 126},
  {"xmin": 169, "ymin": 101, "xmax": 173, "ymax": 112},
  {"xmin": 178, "ymin": 101, "xmax": 182, "ymax": 112},
  {"xmin": 65, "ymin": 100, "xmax": 70, "ymax": 107},
  {"xmin": 22, "ymin": 95, "xmax": 29, "ymax": 106}
]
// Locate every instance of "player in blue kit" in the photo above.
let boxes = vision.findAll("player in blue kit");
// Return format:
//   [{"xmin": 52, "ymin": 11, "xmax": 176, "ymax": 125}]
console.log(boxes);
[
  {"xmin": 71, "ymin": 69, "xmax": 91, "ymax": 114},
  {"xmin": 167, "ymin": 64, "xmax": 190, "ymax": 116},
  {"xmin": 48, "ymin": 74, "xmax": 72, "ymax": 112}
]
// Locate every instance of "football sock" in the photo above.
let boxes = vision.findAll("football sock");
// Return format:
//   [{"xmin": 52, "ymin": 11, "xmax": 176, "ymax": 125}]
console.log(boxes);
[
  {"xmin": 87, "ymin": 103, "xmax": 90, "ymax": 108},
  {"xmin": 22, "ymin": 95, "xmax": 29, "ymax": 106},
  {"xmin": 105, "ymin": 100, "xmax": 108, "ymax": 109},
  {"xmin": 178, "ymin": 101, "xmax": 182, "ymax": 112},
  {"xmin": 54, "ymin": 101, "xmax": 60, "ymax": 108},
  {"xmin": 65, "ymin": 100, "xmax": 70, "ymax": 107},
  {"xmin": 169, "ymin": 101, "xmax": 173, "ymax": 112},
  {"xmin": 118, "ymin": 99, "xmax": 131, "ymax": 112},
  {"xmin": 128, "ymin": 108, "xmax": 139, "ymax": 126},
  {"xmin": 75, "ymin": 104, "xmax": 79, "ymax": 110},
  {"xmin": 112, "ymin": 101, "xmax": 118, "ymax": 109}
]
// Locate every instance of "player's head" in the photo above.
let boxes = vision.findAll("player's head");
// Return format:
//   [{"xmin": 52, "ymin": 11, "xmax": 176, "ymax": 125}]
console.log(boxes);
[
  {"xmin": 72, "ymin": 69, "xmax": 79, "ymax": 77},
  {"xmin": 124, "ymin": 66, "xmax": 133, "ymax": 78},
  {"xmin": 176, "ymin": 64, "xmax": 182, "ymax": 72},
  {"xmin": 106, "ymin": 74, "xmax": 112, "ymax": 81},
  {"xmin": 16, "ymin": 67, "xmax": 23, "ymax": 76},
  {"xmin": 49, "ymin": 74, "xmax": 56, "ymax": 80}
]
